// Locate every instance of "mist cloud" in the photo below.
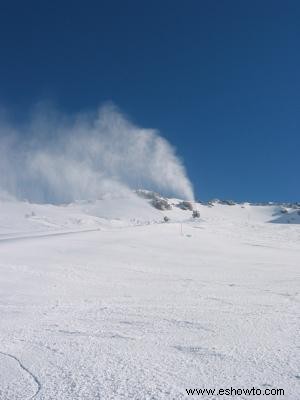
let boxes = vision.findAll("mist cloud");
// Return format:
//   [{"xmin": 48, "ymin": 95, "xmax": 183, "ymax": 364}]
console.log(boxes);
[{"xmin": 0, "ymin": 104, "xmax": 194, "ymax": 203}]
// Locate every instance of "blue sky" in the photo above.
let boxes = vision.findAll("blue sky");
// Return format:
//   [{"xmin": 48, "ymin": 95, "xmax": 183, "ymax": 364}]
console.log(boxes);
[{"xmin": 0, "ymin": 1, "xmax": 299, "ymax": 202}]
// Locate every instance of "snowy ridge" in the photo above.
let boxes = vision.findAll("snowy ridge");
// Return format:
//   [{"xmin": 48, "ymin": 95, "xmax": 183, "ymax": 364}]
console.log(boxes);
[{"xmin": 0, "ymin": 191, "xmax": 299, "ymax": 241}]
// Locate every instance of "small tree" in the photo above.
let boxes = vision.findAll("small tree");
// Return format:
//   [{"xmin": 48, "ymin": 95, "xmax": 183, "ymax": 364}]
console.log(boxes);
[{"xmin": 192, "ymin": 210, "xmax": 200, "ymax": 218}]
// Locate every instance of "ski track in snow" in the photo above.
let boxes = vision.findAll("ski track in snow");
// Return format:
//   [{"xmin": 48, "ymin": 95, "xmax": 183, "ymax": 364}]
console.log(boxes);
[
  {"xmin": 0, "ymin": 228, "xmax": 101, "ymax": 244},
  {"xmin": 0, "ymin": 351, "xmax": 41, "ymax": 400}
]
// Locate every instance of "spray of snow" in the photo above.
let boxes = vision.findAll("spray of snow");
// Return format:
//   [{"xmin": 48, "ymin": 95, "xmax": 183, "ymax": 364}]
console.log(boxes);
[{"xmin": 0, "ymin": 104, "xmax": 194, "ymax": 203}]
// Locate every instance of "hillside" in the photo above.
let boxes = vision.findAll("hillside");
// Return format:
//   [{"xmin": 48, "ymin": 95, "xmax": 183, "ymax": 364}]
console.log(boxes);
[{"xmin": 0, "ymin": 193, "xmax": 299, "ymax": 399}]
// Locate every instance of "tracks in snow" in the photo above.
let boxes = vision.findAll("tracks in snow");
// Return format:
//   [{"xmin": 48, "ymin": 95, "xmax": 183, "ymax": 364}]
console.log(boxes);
[
  {"xmin": 0, "ymin": 228, "xmax": 100, "ymax": 244},
  {"xmin": 0, "ymin": 351, "xmax": 41, "ymax": 399}
]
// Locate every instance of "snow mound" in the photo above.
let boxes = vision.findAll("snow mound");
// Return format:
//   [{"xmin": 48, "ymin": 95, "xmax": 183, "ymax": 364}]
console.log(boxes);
[{"xmin": 271, "ymin": 207, "xmax": 300, "ymax": 224}]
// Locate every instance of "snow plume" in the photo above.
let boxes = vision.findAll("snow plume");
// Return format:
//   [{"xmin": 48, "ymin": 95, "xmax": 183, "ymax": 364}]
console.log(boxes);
[{"xmin": 0, "ymin": 104, "xmax": 194, "ymax": 203}]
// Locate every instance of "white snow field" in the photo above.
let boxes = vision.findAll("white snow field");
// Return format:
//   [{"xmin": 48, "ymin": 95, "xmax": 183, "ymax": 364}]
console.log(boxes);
[{"xmin": 0, "ymin": 194, "xmax": 299, "ymax": 399}]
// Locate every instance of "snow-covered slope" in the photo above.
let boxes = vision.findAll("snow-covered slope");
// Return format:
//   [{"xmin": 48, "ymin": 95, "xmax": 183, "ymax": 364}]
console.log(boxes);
[
  {"xmin": 0, "ymin": 193, "xmax": 162, "ymax": 239},
  {"xmin": 1, "ymin": 193, "xmax": 299, "ymax": 239},
  {"xmin": 0, "ymin": 194, "xmax": 299, "ymax": 399}
]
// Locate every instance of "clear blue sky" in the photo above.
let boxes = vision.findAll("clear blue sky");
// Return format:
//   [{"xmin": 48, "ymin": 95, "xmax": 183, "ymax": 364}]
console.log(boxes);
[{"xmin": 0, "ymin": 0, "xmax": 299, "ymax": 202}]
